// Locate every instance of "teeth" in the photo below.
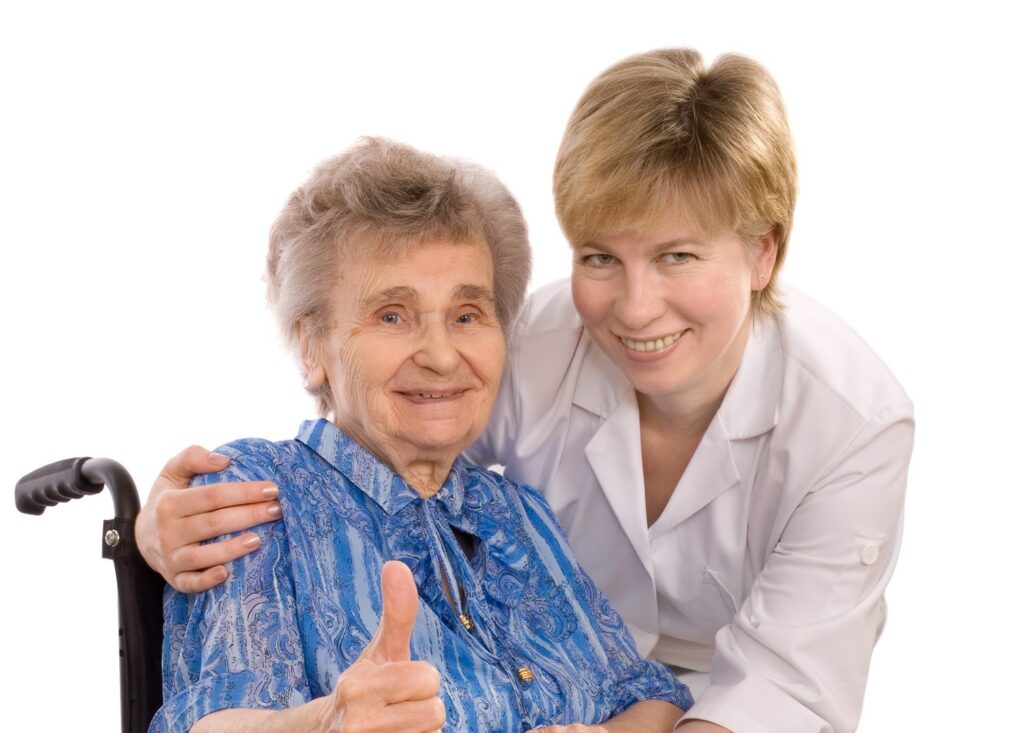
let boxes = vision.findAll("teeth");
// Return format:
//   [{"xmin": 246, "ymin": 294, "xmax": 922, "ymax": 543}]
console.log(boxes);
[
  {"xmin": 621, "ymin": 332, "xmax": 682, "ymax": 353},
  {"xmin": 418, "ymin": 393, "xmax": 445, "ymax": 399}
]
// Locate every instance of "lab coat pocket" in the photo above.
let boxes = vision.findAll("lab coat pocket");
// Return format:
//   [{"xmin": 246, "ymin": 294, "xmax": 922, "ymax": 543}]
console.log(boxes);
[{"xmin": 700, "ymin": 568, "xmax": 739, "ymax": 639}]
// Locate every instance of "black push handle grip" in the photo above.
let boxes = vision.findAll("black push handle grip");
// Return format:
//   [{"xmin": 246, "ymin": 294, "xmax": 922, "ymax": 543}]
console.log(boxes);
[{"xmin": 15, "ymin": 457, "xmax": 104, "ymax": 515}]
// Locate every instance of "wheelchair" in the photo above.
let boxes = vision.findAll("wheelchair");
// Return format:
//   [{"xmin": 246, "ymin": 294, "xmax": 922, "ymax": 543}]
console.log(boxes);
[{"xmin": 15, "ymin": 457, "xmax": 164, "ymax": 733}]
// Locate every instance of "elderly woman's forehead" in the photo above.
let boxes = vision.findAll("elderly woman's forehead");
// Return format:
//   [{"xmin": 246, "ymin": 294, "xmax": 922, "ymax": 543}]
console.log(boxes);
[
  {"xmin": 343, "ymin": 241, "xmax": 495, "ymax": 301},
  {"xmin": 344, "ymin": 232, "xmax": 489, "ymax": 263}
]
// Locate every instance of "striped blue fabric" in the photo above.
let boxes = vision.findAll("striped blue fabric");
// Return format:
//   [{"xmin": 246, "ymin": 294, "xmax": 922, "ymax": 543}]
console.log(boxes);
[{"xmin": 150, "ymin": 419, "xmax": 691, "ymax": 732}]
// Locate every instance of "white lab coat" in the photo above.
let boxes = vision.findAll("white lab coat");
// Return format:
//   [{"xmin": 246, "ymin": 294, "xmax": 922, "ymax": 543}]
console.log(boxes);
[{"xmin": 467, "ymin": 280, "xmax": 914, "ymax": 733}]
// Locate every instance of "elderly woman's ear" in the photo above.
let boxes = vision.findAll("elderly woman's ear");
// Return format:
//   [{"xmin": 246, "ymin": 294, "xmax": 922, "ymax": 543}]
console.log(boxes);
[{"xmin": 297, "ymin": 319, "xmax": 327, "ymax": 389}]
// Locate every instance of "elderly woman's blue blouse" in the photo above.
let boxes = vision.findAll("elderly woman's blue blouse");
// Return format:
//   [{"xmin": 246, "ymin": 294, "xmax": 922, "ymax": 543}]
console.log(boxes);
[{"xmin": 150, "ymin": 419, "xmax": 691, "ymax": 732}]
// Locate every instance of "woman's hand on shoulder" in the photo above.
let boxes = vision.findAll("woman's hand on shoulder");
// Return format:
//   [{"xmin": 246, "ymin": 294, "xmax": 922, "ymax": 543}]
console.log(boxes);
[{"xmin": 136, "ymin": 444, "xmax": 282, "ymax": 593}]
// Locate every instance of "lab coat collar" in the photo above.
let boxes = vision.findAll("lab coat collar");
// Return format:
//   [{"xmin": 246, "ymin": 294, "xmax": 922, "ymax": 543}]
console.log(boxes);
[{"xmin": 717, "ymin": 314, "xmax": 783, "ymax": 440}]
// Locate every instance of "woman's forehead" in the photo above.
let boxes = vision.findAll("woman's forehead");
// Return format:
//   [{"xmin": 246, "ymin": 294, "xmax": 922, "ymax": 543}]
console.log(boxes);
[{"xmin": 341, "ymin": 240, "xmax": 495, "ymax": 308}]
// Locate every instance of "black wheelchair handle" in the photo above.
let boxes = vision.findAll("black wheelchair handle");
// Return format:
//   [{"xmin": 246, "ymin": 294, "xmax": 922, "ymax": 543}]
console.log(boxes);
[
  {"xmin": 15, "ymin": 457, "xmax": 141, "ymax": 519},
  {"xmin": 15, "ymin": 457, "xmax": 103, "ymax": 515}
]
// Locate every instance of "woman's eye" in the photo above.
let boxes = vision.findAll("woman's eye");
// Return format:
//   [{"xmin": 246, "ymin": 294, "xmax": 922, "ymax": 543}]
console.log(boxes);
[
  {"xmin": 380, "ymin": 311, "xmax": 401, "ymax": 325},
  {"xmin": 583, "ymin": 253, "xmax": 617, "ymax": 267},
  {"xmin": 456, "ymin": 312, "xmax": 478, "ymax": 324},
  {"xmin": 662, "ymin": 252, "xmax": 693, "ymax": 264}
]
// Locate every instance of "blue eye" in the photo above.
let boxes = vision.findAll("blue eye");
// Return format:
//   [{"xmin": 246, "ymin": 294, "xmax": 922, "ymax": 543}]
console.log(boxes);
[{"xmin": 381, "ymin": 312, "xmax": 401, "ymax": 325}]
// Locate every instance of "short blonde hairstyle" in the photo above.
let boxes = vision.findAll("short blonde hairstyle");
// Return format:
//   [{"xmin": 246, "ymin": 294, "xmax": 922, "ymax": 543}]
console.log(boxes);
[
  {"xmin": 267, "ymin": 137, "xmax": 531, "ymax": 415},
  {"xmin": 554, "ymin": 48, "xmax": 797, "ymax": 317}
]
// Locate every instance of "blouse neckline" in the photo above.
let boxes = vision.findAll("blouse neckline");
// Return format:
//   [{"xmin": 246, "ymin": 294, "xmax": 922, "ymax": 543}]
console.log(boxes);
[{"xmin": 297, "ymin": 418, "xmax": 467, "ymax": 517}]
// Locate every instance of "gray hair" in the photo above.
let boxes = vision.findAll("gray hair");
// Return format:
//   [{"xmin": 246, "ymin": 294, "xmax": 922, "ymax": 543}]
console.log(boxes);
[{"xmin": 266, "ymin": 137, "xmax": 531, "ymax": 415}]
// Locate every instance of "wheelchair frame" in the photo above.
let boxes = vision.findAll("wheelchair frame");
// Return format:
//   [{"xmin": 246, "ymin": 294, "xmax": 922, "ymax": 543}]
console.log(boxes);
[{"xmin": 15, "ymin": 457, "xmax": 164, "ymax": 733}]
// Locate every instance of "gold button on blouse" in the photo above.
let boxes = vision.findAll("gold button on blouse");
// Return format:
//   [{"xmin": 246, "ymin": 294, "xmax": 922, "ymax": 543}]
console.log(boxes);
[
  {"xmin": 516, "ymin": 666, "xmax": 534, "ymax": 684},
  {"xmin": 458, "ymin": 613, "xmax": 474, "ymax": 631}
]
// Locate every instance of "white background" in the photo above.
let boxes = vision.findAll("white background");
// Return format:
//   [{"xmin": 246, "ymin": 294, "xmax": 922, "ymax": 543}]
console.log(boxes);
[{"xmin": 2, "ymin": 1, "xmax": 1021, "ymax": 730}]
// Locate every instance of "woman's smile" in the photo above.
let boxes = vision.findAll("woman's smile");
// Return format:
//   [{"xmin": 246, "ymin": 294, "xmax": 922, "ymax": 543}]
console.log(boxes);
[
  {"xmin": 618, "ymin": 330, "xmax": 686, "ymax": 355},
  {"xmin": 396, "ymin": 387, "xmax": 471, "ymax": 404}
]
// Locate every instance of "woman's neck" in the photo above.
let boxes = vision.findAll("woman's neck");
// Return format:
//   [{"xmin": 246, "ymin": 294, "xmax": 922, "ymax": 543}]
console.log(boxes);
[
  {"xmin": 637, "ymin": 317, "xmax": 751, "ymax": 434},
  {"xmin": 333, "ymin": 417, "xmax": 458, "ymax": 499},
  {"xmin": 396, "ymin": 460, "xmax": 454, "ymax": 499}
]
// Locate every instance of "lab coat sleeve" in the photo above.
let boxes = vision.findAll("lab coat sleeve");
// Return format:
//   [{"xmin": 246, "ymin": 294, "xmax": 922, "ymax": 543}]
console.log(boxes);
[{"xmin": 682, "ymin": 400, "xmax": 914, "ymax": 733}]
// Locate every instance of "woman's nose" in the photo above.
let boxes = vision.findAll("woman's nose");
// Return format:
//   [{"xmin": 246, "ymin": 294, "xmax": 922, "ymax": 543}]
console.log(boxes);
[
  {"xmin": 614, "ymin": 270, "xmax": 665, "ymax": 330},
  {"xmin": 412, "ymin": 319, "xmax": 461, "ymax": 374}
]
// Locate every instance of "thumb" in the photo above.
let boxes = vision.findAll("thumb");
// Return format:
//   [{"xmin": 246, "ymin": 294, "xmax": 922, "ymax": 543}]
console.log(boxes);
[{"xmin": 368, "ymin": 560, "xmax": 418, "ymax": 663}]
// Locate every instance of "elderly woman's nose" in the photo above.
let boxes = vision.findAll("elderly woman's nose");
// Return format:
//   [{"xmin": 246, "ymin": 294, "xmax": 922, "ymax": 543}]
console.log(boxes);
[
  {"xmin": 614, "ymin": 270, "xmax": 665, "ymax": 329},
  {"xmin": 411, "ymin": 319, "xmax": 461, "ymax": 374}
]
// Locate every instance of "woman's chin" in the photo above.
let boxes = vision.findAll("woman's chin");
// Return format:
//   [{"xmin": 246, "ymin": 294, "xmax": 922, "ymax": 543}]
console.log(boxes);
[{"xmin": 386, "ymin": 417, "xmax": 479, "ymax": 460}]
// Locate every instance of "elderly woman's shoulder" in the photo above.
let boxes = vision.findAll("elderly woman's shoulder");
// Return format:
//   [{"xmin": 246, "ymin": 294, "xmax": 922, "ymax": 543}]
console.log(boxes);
[{"xmin": 202, "ymin": 436, "xmax": 311, "ymax": 484}]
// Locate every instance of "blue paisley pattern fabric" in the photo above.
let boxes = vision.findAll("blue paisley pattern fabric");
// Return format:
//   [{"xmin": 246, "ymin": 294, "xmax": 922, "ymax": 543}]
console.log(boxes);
[{"xmin": 150, "ymin": 419, "xmax": 691, "ymax": 732}]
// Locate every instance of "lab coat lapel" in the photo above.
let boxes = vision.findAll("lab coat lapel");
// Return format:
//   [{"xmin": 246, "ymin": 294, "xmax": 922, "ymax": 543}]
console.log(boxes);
[
  {"xmin": 649, "ymin": 416, "xmax": 740, "ymax": 536},
  {"xmin": 575, "ymin": 339, "xmax": 655, "ymax": 578}
]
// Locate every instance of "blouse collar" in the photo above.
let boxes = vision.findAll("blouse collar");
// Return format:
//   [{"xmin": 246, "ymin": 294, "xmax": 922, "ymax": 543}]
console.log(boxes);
[{"xmin": 296, "ymin": 418, "xmax": 467, "ymax": 516}]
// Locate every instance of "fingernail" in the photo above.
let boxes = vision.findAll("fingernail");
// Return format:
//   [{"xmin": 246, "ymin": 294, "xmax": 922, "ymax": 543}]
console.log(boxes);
[
  {"xmin": 242, "ymin": 534, "xmax": 260, "ymax": 549},
  {"xmin": 209, "ymin": 453, "xmax": 230, "ymax": 467},
  {"xmin": 213, "ymin": 567, "xmax": 229, "ymax": 583},
  {"xmin": 262, "ymin": 485, "xmax": 279, "ymax": 499},
  {"xmin": 267, "ymin": 502, "xmax": 282, "ymax": 517}
]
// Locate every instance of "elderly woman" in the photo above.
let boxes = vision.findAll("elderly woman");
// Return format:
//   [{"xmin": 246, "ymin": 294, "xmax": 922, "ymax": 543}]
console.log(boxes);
[
  {"xmin": 144, "ymin": 49, "xmax": 913, "ymax": 733},
  {"xmin": 148, "ymin": 138, "xmax": 691, "ymax": 733}
]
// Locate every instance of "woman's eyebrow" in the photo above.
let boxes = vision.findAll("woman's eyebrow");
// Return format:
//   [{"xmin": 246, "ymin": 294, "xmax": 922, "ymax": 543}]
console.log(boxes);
[
  {"xmin": 362, "ymin": 286, "xmax": 418, "ymax": 309},
  {"xmin": 453, "ymin": 284, "xmax": 495, "ymax": 303}
]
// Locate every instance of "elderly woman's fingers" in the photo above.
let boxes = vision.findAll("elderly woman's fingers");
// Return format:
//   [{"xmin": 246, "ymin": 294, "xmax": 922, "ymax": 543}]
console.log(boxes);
[
  {"xmin": 378, "ymin": 696, "xmax": 447, "ymax": 732},
  {"xmin": 331, "ymin": 658, "xmax": 443, "ymax": 732},
  {"xmin": 377, "ymin": 661, "xmax": 442, "ymax": 703},
  {"xmin": 358, "ymin": 561, "xmax": 419, "ymax": 665}
]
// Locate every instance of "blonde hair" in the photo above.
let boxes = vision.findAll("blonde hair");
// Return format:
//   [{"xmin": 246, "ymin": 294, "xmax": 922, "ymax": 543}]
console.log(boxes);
[
  {"xmin": 267, "ymin": 137, "xmax": 531, "ymax": 415},
  {"xmin": 554, "ymin": 48, "xmax": 797, "ymax": 317}
]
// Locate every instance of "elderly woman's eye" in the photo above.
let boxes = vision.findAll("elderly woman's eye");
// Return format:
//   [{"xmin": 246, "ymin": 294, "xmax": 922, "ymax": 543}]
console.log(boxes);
[
  {"xmin": 456, "ymin": 312, "xmax": 478, "ymax": 324},
  {"xmin": 381, "ymin": 311, "xmax": 401, "ymax": 325}
]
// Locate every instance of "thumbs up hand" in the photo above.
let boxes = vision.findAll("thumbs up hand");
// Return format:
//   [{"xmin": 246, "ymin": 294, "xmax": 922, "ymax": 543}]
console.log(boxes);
[{"xmin": 315, "ymin": 561, "xmax": 446, "ymax": 733}]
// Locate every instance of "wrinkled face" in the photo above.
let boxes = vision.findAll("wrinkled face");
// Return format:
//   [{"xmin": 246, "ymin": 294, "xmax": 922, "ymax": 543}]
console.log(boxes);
[
  {"xmin": 571, "ymin": 213, "xmax": 775, "ymax": 408},
  {"xmin": 306, "ymin": 240, "xmax": 505, "ymax": 469}
]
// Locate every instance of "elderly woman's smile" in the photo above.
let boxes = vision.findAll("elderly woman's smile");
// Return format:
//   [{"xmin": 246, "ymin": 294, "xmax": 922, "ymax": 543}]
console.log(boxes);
[{"xmin": 305, "ymin": 239, "xmax": 506, "ymax": 495}]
